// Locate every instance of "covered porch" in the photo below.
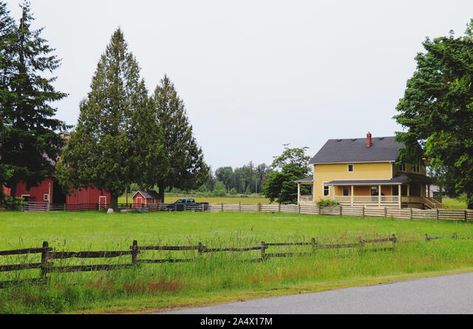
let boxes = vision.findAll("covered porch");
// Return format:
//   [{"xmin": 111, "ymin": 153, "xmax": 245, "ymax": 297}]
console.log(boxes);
[{"xmin": 326, "ymin": 174, "xmax": 435, "ymax": 209}]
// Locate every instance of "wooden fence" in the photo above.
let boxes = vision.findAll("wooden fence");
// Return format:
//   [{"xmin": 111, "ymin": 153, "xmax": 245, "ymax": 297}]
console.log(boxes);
[
  {"xmin": 20, "ymin": 201, "xmax": 473, "ymax": 222},
  {"xmin": 207, "ymin": 203, "xmax": 473, "ymax": 222},
  {"xmin": 0, "ymin": 235, "xmax": 402, "ymax": 289}
]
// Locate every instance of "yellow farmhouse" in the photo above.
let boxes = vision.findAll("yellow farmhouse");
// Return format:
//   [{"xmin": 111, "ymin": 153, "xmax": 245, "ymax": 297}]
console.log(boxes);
[{"xmin": 296, "ymin": 132, "xmax": 441, "ymax": 209}]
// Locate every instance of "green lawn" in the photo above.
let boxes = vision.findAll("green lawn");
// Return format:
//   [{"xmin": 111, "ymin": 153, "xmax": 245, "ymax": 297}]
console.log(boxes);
[{"xmin": 1, "ymin": 211, "xmax": 473, "ymax": 313}]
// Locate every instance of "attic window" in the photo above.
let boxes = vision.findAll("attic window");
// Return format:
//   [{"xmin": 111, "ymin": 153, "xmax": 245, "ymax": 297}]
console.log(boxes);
[{"xmin": 347, "ymin": 164, "xmax": 354, "ymax": 172}]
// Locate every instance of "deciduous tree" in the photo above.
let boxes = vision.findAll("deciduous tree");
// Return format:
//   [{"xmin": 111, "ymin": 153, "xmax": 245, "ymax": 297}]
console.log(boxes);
[{"xmin": 395, "ymin": 20, "xmax": 473, "ymax": 209}]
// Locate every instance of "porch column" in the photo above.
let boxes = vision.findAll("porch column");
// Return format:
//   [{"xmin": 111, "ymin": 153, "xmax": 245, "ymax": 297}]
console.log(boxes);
[
  {"xmin": 407, "ymin": 184, "xmax": 410, "ymax": 197},
  {"xmin": 378, "ymin": 184, "xmax": 381, "ymax": 207},
  {"xmin": 350, "ymin": 185, "xmax": 354, "ymax": 207},
  {"xmin": 398, "ymin": 184, "xmax": 401, "ymax": 209},
  {"xmin": 297, "ymin": 183, "xmax": 300, "ymax": 205}
]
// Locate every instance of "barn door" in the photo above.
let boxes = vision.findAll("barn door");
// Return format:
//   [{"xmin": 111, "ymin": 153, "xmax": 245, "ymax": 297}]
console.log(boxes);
[{"xmin": 98, "ymin": 196, "xmax": 107, "ymax": 210}]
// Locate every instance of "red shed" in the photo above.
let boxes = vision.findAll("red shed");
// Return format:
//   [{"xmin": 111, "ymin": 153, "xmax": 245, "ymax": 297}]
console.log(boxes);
[{"xmin": 132, "ymin": 190, "xmax": 161, "ymax": 207}]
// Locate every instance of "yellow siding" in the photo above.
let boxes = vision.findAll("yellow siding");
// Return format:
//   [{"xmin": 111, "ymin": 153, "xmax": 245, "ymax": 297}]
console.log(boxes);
[{"xmin": 313, "ymin": 162, "xmax": 394, "ymax": 200}]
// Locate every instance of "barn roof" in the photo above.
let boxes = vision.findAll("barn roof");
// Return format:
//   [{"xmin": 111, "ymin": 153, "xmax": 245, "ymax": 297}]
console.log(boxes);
[{"xmin": 309, "ymin": 136, "xmax": 403, "ymax": 164}]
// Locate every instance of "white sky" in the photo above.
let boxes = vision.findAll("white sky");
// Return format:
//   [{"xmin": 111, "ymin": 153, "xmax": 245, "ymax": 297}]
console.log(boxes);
[{"xmin": 6, "ymin": 0, "xmax": 473, "ymax": 169}]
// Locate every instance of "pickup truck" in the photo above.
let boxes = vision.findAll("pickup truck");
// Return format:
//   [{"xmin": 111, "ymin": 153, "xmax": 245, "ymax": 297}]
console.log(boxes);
[{"xmin": 166, "ymin": 198, "xmax": 209, "ymax": 211}]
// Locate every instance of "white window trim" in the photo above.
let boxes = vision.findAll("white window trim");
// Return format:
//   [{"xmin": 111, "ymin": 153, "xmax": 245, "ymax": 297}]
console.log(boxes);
[
  {"xmin": 323, "ymin": 183, "xmax": 329, "ymax": 197},
  {"xmin": 347, "ymin": 164, "xmax": 354, "ymax": 172}
]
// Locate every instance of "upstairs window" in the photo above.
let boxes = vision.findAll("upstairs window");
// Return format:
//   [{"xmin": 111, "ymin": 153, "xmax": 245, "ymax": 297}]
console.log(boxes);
[
  {"xmin": 347, "ymin": 164, "xmax": 354, "ymax": 172},
  {"xmin": 398, "ymin": 163, "xmax": 406, "ymax": 172}
]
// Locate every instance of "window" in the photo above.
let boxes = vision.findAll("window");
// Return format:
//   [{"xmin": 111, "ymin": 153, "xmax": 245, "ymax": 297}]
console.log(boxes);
[
  {"xmin": 323, "ymin": 184, "xmax": 329, "ymax": 196},
  {"xmin": 392, "ymin": 185, "xmax": 399, "ymax": 195},
  {"xmin": 398, "ymin": 163, "xmax": 406, "ymax": 172},
  {"xmin": 413, "ymin": 163, "xmax": 420, "ymax": 173},
  {"xmin": 347, "ymin": 164, "xmax": 354, "ymax": 172},
  {"xmin": 370, "ymin": 186, "xmax": 378, "ymax": 196},
  {"xmin": 342, "ymin": 186, "xmax": 350, "ymax": 196},
  {"xmin": 43, "ymin": 194, "xmax": 49, "ymax": 202}
]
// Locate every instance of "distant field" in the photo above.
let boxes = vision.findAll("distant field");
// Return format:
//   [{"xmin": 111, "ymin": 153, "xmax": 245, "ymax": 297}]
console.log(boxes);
[
  {"xmin": 443, "ymin": 197, "xmax": 467, "ymax": 209},
  {"xmin": 118, "ymin": 195, "xmax": 271, "ymax": 204},
  {"xmin": 2, "ymin": 210, "xmax": 473, "ymax": 313}
]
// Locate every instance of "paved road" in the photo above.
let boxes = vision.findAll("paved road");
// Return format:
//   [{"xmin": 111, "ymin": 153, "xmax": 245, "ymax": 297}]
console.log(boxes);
[{"xmin": 164, "ymin": 272, "xmax": 473, "ymax": 314}]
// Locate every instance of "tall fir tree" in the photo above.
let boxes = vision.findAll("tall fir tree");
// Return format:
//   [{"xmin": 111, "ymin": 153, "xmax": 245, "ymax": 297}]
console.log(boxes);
[
  {"xmin": 0, "ymin": 0, "xmax": 16, "ymax": 203},
  {"xmin": 56, "ymin": 28, "xmax": 151, "ymax": 210},
  {"xmin": 150, "ymin": 75, "xmax": 209, "ymax": 201},
  {"xmin": 1, "ymin": 1, "xmax": 67, "ymax": 198}
]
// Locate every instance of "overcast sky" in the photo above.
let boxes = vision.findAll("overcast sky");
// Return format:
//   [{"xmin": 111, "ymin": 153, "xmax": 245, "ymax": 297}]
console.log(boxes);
[{"xmin": 6, "ymin": 0, "xmax": 473, "ymax": 169}]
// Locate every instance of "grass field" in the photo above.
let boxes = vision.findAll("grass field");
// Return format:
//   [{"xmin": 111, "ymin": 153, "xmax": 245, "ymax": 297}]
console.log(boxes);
[
  {"xmin": 2, "ymin": 211, "xmax": 473, "ymax": 313},
  {"xmin": 443, "ymin": 197, "xmax": 468, "ymax": 209}
]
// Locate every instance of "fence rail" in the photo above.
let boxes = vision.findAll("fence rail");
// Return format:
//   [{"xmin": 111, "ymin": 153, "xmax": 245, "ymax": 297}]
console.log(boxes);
[{"xmin": 0, "ymin": 234, "xmax": 403, "ymax": 288}]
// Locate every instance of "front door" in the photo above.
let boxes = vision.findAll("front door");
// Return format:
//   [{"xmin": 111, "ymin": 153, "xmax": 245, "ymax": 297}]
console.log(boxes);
[{"xmin": 98, "ymin": 196, "xmax": 107, "ymax": 210}]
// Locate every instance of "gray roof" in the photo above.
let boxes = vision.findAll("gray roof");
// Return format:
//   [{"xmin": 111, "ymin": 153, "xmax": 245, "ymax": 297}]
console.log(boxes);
[
  {"xmin": 309, "ymin": 136, "xmax": 403, "ymax": 164},
  {"xmin": 133, "ymin": 190, "xmax": 160, "ymax": 199},
  {"xmin": 295, "ymin": 176, "xmax": 313, "ymax": 183}
]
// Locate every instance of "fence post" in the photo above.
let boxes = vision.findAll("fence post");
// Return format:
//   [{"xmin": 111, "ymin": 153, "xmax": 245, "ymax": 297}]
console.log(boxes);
[
  {"xmin": 260, "ymin": 241, "xmax": 267, "ymax": 260},
  {"xmin": 311, "ymin": 238, "xmax": 317, "ymax": 251},
  {"xmin": 410, "ymin": 208, "xmax": 413, "ymax": 220},
  {"xmin": 40, "ymin": 241, "xmax": 50, "ymax": 282},
  {"xmin": 131, "ymin": 240, "xmax": 139, "ymax": 265},
  {"xmin": 221, "ymin": 203, "xmax": 224, "ymax": 212},
  {"xmin": 362, "ymin": 206, "xmax": 365, "ymax": 217},
  {"xmin": 339, "ymin": 205, "xmax": 342, "ymax": 217},
  {"xmin": 391, "ymin": 234, "xmax": 397, "ymax": 248},
  {"xmin": 436, "ymin": 208, "xmax": 439, "ymax": 220},
  {"xmin": 239, "ymin": 202, "xmax": 241, "ymax": 212},
  {"xmin": 258, "ymin": 203, "xmax": 261, "ymax": 212},
  {"xmin": 465, "ymin": 210, "xmax": 468, "ymax": 222},
  {"xmin": 201, "ymin": 203, "xmax": 205, "ymax": 212},
  {"xmin": 278, "ymin": 204, "xmax": 281, "ymax": 213},
  {"xmin": 298, "ymin": 204, "xmax": 301, "ymax": 214},
  {"xmin": 384, "ymin": 207, "xmax": 387, "ymax": 218},
  {"xmin": 198, "ymin": 242, "xmax": 204, "ymax": 255}
]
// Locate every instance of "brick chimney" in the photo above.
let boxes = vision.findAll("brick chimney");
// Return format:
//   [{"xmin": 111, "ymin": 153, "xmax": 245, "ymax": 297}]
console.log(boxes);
[{"xmin": 366, "ymin": 132, "xmax": 373, "ymax": 147}]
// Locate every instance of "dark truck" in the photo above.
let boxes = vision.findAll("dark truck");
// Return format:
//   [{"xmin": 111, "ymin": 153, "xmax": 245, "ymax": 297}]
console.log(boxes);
[{"xmin": 166, "ymin": 198, "xmax": 209, "ymax": 211}]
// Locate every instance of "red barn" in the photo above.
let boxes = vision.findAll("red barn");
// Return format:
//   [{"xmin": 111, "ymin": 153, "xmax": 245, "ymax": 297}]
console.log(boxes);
[
  {"xmin": 8, "ymin": 178, "xmax": 54, "ymax": 205},
  {"xmin": 4, "ymin": 179, "xmax": 110, "ymax": 209},
  {"xmin": 132, "ymin": 190, "xmax": 161, "ymax": 208},
  {"xmin": 66, "ymin": 187, "xmax": 110, "ymax": 209}
]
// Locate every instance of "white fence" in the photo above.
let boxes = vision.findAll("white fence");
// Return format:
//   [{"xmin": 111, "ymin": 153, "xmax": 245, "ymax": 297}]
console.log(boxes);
[{"xmin": 207, "ymin": 203, "xmax": 473, "ymax": 222}]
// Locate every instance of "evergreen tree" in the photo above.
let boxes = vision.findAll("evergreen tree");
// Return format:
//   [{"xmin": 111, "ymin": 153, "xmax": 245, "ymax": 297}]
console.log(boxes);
[
  {"xmin": 1, "ymin": 1, "xmax": 67, "ymax": 198},
  {"xmin": 150, "ymin": 75, "xmax": 209, "ymax": 201},
  {"xmin": 57, "ymin": 28, "xmax": 149, "ymax": 210},
  {"xmin": 0, "ymin": 0, "xmax": 16, "ymax": 203}
]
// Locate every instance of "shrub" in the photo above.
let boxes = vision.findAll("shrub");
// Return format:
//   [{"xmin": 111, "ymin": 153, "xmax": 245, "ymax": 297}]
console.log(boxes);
[{"xmin": 316, "ymin": 199, "xmax": 340, "ymax": 207}]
